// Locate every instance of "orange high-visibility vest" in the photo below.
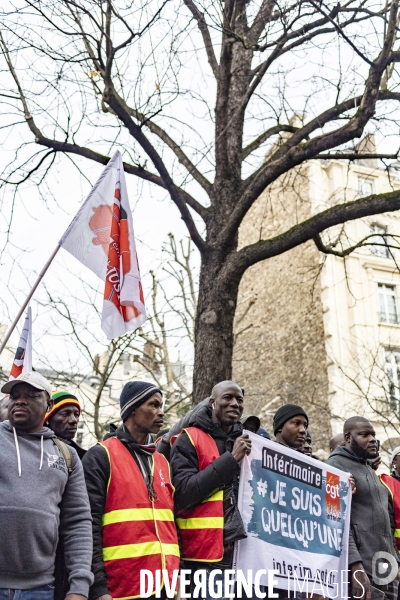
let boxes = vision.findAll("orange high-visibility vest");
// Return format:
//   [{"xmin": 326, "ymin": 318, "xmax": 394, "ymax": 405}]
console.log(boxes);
[
  {"xmin": 175, "ymin": 427, "xmax": 224, "ymax": 562},
  {"xmin": 100, "ymin": 437, "xmax": 180, "ymax": 600},
  {"xmin": 380, "ymin": 473, "xmax": 400, "ymax": 552}
]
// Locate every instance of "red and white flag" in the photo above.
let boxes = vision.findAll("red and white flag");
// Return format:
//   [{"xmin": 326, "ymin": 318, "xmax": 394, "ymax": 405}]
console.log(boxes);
[
  {"xmin": 60, "ymin": 151, "xmax": 146, "ymax": 339},
  {"xmin": 9, "ymin": 306, "xmax": 32, "ymax": 380}
]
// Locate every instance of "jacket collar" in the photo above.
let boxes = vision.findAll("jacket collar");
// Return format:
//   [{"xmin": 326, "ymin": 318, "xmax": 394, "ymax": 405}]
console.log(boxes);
[{"xmin": 330, "ymin": 445, "xmax": 367, "ymax": 464}]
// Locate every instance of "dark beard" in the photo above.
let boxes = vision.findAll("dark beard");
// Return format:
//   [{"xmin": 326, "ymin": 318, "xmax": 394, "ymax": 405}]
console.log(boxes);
[{"xmin": 350, "ymin": 439, "xmax": 377, "ymax": 460}]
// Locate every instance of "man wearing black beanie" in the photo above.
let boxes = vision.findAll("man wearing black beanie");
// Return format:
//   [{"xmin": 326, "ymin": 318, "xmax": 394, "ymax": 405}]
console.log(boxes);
[
  {"xmin": 273, "ymin": 403, "xmax": 308, "ymax": 449},
  {"xmin": 272, "ymin": 404, "xmax": 309, "ymax": 600},
  {"xmin": 82, "ymin": 381, "xmax": 180, "ymax": 600}
]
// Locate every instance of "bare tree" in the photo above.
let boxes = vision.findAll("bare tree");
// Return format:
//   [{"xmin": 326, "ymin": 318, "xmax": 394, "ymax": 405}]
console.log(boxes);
[
  {"xmin": 137, "ymin": 235, "xmax": 196, "ymax": 409},
  {"xmin": 2, "ymin": 0, "xmax": 400, "ymax": 400},
  {"xmin": 3, "ymin": 234, "xmax": 196, "ymax": 439},
  {"xmin": 327, "ymin": 336, "xmax": 400, "ymax": 463}
]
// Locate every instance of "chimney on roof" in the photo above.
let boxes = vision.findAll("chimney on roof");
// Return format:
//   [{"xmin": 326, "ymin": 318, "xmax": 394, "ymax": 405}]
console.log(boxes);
[{"xmin": 355, "ymin": 133, "xmax": 377, "ymax": 168}]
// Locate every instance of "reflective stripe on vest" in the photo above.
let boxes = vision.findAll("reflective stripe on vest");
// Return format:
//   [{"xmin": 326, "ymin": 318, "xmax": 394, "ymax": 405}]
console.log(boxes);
[
  {"xmin": 103, "ymin": 541, "xmax": 180, "ymax": 561},
  {"xmin": 100, "ymin": 437, "xmax": 180, "ymax": 599},
  {"xmin": 380, "ymin": 473, "xmax": 400, "ymax": 552},
  {"xmin": 175, "ymin": 427, "xmax": 224, "ymax": 562}
]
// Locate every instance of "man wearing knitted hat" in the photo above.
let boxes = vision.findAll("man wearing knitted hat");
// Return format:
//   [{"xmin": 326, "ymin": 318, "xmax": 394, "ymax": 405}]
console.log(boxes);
[
  {"xmin": 82, "ymin": 381, "xmax": 179, "ymax": 600},
  {"xmin": 273, "ymin": 403, "xmax": 308, "ymax": 449},
  {"xmin": 270, "ymin": 404, "xmax": 309, "ymax": 600},
  {"xmin": 45, "ymin": 390, "xmax": 86, "ymax": 460},
  {"xmin": 45, "ymin": 391, "xmax": 86, "ymax": 600}
]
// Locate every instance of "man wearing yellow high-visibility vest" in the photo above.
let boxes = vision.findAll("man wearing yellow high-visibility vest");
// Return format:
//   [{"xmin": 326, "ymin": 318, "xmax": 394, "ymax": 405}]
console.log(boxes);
[
  {"xmin": 82, "ymin": 381, "xmax": 180, "ymax": 600},
  {"xmin": 170, "ymin": 380, "xmax": 251, "ymax": 599}
]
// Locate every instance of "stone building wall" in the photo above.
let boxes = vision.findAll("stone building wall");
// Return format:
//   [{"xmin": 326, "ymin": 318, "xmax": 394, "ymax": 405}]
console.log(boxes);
[{"xmin": 233, "ymin": 165, "xmax": 331, "ymax": 451}]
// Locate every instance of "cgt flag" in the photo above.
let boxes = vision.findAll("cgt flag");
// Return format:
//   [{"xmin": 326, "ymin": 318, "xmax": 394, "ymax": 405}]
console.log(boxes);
[
  {"xmin": 60, "ymin": 151, "xmax": 146, "ymax": 339},
  {"xmin": 9, "ymin": 306, "xmax": 32, "ymax": 380}
]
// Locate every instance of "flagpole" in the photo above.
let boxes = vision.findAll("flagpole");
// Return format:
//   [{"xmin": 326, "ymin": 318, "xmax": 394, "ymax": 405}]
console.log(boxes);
[{"xmin": 0, "ymin": 244, "xmax": 61, "ymax": 356}]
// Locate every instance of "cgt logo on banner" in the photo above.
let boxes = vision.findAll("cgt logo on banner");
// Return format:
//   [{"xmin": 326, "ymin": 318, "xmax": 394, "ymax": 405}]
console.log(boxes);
[{"xmin": 233, "ymin": 434, "xmax": 352, "ymax": 598}]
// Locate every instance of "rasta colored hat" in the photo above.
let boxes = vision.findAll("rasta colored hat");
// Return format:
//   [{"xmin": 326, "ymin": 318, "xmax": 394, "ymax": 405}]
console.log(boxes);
[
  {"xmin": 44, "ymin": 390, "xmax": 81, "ymax": 423},
  {"xmin": 120, "ymin": 381, "xmax": 162, "ymax": 421},
  {"xmin": 273, "ymin": 403, "xmax": 308, "ymax": 436}
]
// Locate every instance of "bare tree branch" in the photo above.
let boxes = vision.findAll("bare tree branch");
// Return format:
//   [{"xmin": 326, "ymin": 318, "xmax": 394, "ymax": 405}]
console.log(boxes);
[
  {"xmin": 315, "ymin": 153, "xmax": 400, "ymax": 160},
  {"xmin": 228, "ymin": 190, "xmax": 400, "ymax": 279},
  {"xmin": 183, "ymin": 0, "xmax": 219, "ymax": 78},
  {"xmin": 313, "ymin": 232, "xmax": 400, "ymax": 257},
  {"xmin": 242, "ymin": 124, "xmax": 299, "ymax": 159}
]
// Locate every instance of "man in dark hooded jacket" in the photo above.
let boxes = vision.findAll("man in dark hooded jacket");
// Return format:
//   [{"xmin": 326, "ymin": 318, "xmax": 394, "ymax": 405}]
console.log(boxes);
[
  {"xmin": 44, "ymin": 390, "xmax": 87, "ymax": 600},
  {"xmin": 327, "ymin": 416, "xmax": 400, "ymax": 600},
  {"xmin": 170, "ymin": 380, "xmax": 251, "ymax": 599}
]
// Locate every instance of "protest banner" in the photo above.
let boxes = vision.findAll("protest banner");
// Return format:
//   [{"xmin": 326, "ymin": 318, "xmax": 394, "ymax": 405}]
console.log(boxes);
[{"xmin": 234, "ymin": 433, "xmax": 351, "ymax": 598}]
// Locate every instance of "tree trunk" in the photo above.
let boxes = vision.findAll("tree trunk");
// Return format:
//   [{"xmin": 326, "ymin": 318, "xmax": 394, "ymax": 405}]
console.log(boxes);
[{"xmin": 192, "ymin": 252, "xmax": 241, "ymax": 402}]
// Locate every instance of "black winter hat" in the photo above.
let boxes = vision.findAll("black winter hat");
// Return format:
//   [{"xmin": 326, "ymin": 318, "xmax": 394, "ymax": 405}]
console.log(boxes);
[
  {"xmin": 273, "ymin": 404, "xmax": 308, "ymax": 436},
  {"xmin": 120, "ymin": 381, "xmax": 162, "ymax": 421}
]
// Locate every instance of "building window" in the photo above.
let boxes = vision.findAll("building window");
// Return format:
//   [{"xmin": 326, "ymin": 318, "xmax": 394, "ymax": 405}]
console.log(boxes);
[
  {"xmin": 385, "ymin": 349, "xmax": 400, "ymax": 409},
  {"xmin": 379, "ymin": 284, "xmax": 399, "ymax": 324},
  {"xmin": 358, "ymin": 176, "xmax": 374, "ymax": 197},
  {"xmin": 370, "ymin": 223, "xmax": 390, "ymax": 258}
]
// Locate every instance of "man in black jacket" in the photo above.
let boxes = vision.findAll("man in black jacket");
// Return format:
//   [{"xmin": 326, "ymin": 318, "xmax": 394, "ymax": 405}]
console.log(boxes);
[
  {"xmin": 273, "ymin": 403, "xmax": 308, "ymax": 450},
  {"xmin": 272, "ymin": 404, "xmax": 309, "ymax": 600},
  {"xmin": 170, "ymin": 380, "xmax": 251, "ymax": 599},
  {"xmin": 45, "ymin": 390, "xmax": 86, "ymax": 459},
  {"xmin": 45, "ymin": 390, "xmax": 87, "ymax": 600},
  {"xmin": 327, "ymin": 416, "xmax": 400, "ymax": 600}
]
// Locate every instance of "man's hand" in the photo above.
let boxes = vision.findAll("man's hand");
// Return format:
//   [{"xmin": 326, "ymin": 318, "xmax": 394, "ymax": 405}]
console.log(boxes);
[
  {"xmin": 65, "ymin": 595, "xmax": 89, "ymax": 600},
  {"xmin": 351, "ymin": 563, "xmax": 371, "ymax": 600},
  {"xmin": 94, "ymin": 595, "xmax": 113, "ymax": 600},
  {"xmin": 349, "ymin": 474, "xmax": 356, "ymax": 495},
  {"xmin": 232, "ymin": 434, "xmax": 252, "ymax": 462},
  {"xmin": 368, "ymin": 456, "xmax": 381, "ymax": 471}
]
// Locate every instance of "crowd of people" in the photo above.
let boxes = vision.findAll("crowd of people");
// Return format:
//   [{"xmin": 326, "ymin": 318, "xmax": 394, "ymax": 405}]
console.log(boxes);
[{"xmin": 0, "ymin": 371, "xmax": 399, "ymax": 600}]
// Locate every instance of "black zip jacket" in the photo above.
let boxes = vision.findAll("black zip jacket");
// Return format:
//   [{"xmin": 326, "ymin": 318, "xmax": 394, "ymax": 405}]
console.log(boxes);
[
  {"xmin": 326, "ymin": 446, "xmax": 400, "ymax": 575},
  {"xmin": 170, "ymin": 405, "xmax": 243, "ymax": 565}
]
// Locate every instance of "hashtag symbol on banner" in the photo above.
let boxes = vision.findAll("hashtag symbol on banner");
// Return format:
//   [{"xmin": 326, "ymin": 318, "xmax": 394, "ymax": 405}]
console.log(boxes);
[{"xmin": 257, "ymin": 479, "xmax": 268, "ymax": 497}]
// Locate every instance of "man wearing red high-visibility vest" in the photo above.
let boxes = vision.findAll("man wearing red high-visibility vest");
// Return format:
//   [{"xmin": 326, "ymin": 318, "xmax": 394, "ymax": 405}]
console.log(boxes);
[
  {"xmin": 170, "ymin": 380, "xmax": 252, "ymax": 599},
  {"xmin": 82, "ymin": 381, "xmax": 180, "ymax": 600}
]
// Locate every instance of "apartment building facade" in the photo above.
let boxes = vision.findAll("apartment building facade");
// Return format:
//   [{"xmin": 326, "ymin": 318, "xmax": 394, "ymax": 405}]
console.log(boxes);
[{"xmin": 233, "ymin": 146, "xmax": 400, "ymax": 458}]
